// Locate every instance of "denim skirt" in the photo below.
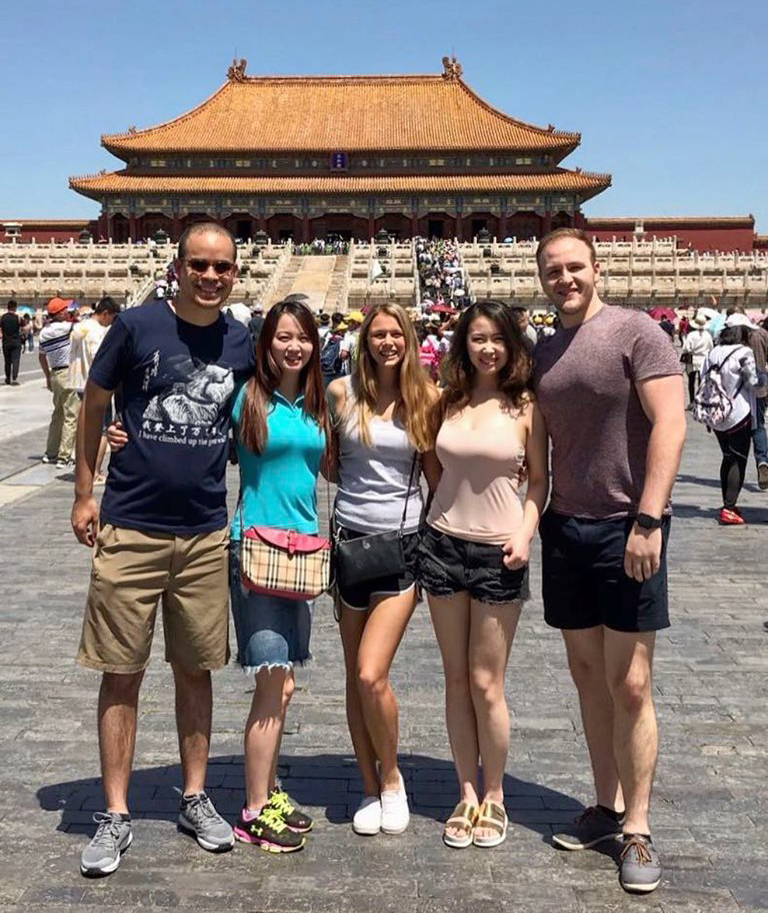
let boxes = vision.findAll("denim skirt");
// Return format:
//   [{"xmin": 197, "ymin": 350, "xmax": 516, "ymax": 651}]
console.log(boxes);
[{"xmin": 229, "ymin": 539, "xmax": 312, "ymax": 674}]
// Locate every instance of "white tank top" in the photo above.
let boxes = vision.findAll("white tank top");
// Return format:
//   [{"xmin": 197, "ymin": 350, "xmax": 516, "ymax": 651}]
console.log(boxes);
[{"xmin": 335, "ymin": 386, "xmax": 423, "ymax": 534}]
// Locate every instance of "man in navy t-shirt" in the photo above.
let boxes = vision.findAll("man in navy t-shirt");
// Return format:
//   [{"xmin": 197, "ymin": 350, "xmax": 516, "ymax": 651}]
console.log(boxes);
[{"xmin": 71, "ymin": 223, "xmax": 255, "ymax": 877}]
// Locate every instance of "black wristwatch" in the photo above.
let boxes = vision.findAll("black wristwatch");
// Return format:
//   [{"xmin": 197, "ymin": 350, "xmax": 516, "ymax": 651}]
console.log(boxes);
[{"xmin": 635, "ymin": 513, "xmax": 663, "ymax": 530}]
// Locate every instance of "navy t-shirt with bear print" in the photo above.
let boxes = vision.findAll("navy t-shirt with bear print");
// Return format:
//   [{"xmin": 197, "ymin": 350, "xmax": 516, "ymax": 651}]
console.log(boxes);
[{"xmin": 88, "ymin": 301, "xmax": 255, "ymax": 534}]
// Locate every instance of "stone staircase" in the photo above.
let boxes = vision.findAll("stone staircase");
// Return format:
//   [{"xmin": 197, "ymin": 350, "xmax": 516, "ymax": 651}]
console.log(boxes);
[
  {"xmin": 322, "ymin": 255, "xmax": 349, "ymax": 312},
  {"xmin": 265, "ymin": 254, "xmax": 352, "ymax": 312},
  {"xmin": 265, "ymin": 255, "xmax": 304, "ymax": 307}
]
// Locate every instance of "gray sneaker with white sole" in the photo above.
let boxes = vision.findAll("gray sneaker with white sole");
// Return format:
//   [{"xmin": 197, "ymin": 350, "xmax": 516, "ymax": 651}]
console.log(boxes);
[
  {"xmin": 80, "ymin": 812, "xmax": 133, "ymax": 877},
  {"xmin": 178, "ymin": 791, "xmax": 234, "ymax": 851},
  {"xmin": 619, "ymin": 834, "xmax": 662, "ymax": 893}
]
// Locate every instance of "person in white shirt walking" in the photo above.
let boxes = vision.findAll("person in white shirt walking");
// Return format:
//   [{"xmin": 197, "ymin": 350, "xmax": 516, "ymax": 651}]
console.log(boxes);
[
  {"xmin": 39, "ymin": 298, "xmax": 80, "ymax": 467},
  {"xmin": 681, "ymin": 312, "xmax": 713, "ymax": 408},
  {"xmin": 700, "ymin": 324, "xmax": 760, "ymax": 525}
]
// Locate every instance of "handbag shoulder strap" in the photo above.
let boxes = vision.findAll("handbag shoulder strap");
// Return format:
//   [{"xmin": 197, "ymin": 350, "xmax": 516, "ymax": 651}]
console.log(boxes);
[
  {"xmin": 237, "ymin": 491, "xmax": 245, "ymax": 543},
  {"xmin": 399, "ymin": 450, "xmax": 420, "ymax": 532}
]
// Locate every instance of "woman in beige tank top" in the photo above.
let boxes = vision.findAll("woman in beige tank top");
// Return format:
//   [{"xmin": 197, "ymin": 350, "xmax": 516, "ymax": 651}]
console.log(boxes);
[{"xmin": 420, "ymin": 300, "xmax": 549, "ymax": 849}]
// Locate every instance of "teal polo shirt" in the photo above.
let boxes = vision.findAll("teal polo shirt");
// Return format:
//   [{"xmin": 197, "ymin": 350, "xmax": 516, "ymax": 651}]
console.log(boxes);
[{"xmin": 230, "ymin": 386, "xmax": 325, "ymax": 538}]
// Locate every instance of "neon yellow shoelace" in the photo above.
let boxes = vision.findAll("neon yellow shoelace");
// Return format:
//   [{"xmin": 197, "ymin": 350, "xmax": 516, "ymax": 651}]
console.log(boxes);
[
  {"xmin": 257, "ymin": 806, "xmax": 287, "ymax": 832},
  {"xmin": 268, "ymin": 790, "xmax": 294, "ymax": 816}
]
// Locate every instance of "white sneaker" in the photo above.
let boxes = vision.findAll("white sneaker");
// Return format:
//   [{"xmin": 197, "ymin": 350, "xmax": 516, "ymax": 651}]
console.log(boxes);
[
  {"xmin": 380, "ymin": 773, "xmax": 409, "ymax": 835},
  {"xmin": 352, "ymin": 796, "xmax": 382, "ymax": 836}
]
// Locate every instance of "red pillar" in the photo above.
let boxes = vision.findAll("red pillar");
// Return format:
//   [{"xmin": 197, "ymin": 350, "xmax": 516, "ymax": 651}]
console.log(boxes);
[
  {"xmin": 455, "ymin": 216, "xmax": 463, "ymax": 241},
  {"xmin": 302, "ymin": 217, "xmax": 310, "ymax": 243},
  {"xmin": 542, "ymin": 212, "xmax": 552, "ymax": 237},
  {"xmin": 172, "ymin": 216, "xmax": 181, "ymax": 240},
  {"xmin": 367, "ymin": 216, "xmax": 375, "ymax": 240},
  {"xmin": 128, "ymin": 214, "xmax": 137, "ymax": 241},
  {"xmin": 499, "ymin": 214, "xmax": 507, "ymax": 240},
  {"xmin": 107, "ymin": 215, "xmax": 114, "ymax": 241},
  {"xmin": 411, "ymin": 215, "xmax": 418, "ymax": 238}
]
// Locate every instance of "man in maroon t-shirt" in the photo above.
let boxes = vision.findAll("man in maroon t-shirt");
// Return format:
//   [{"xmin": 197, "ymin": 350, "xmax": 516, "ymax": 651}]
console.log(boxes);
[{"xmin": 533, "ymin": 229, "xmax": 685, "ymax": 895}]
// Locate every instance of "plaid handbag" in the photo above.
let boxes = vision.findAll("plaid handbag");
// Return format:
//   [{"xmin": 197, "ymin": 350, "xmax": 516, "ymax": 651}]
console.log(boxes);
[{"xmin": 240, "ymin": 526, "xmax": 332, "ymax": 601}]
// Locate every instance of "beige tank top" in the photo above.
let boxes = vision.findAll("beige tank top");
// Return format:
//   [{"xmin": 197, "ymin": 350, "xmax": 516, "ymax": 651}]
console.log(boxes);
[{"xmin": 427, "ymin": 407, "xmax": 526, "ymax": 544}]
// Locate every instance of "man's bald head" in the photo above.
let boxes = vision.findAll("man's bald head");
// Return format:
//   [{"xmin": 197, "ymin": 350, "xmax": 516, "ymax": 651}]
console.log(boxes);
[{"xmin": 177, "ymin": 222, "xmax": 237, "ymax": 262}]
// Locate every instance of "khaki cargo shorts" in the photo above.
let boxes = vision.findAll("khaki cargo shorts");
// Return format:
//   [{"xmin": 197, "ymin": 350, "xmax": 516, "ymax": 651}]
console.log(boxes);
[{"xmin": 77, "ymin": 523, "xmax": 230, "ymax": 674}]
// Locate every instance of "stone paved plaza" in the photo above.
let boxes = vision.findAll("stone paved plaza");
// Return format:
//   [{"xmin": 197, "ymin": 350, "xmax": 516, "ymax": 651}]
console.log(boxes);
[{"xmin": 1, "ymin": 360, "xmax": 767, "ymax": 912}]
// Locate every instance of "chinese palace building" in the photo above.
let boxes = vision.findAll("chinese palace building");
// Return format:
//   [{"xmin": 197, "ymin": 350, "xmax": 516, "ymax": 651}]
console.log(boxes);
[{"xmin": 68, "ymin": 57, "xmax": 612, "ymax": 244}]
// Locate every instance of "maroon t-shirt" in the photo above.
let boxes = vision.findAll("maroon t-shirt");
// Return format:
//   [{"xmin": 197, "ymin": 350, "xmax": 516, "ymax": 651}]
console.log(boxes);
[{"xmin": 533, "ymin": 305, "xmax": 682, "ymax": 520}]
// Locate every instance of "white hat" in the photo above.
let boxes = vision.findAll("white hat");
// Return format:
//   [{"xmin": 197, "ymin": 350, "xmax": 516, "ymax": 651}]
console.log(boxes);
[
  {"xmin": 724, "ymin": 313, "xmax": 753, "ymax": 328},
  {"xmin": 693, "ymin": 312, "xmax": 708, "ymax": 328}
]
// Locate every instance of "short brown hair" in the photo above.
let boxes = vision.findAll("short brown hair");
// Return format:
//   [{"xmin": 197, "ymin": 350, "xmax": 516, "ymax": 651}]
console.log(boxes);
[{"xmin": 536, "ymin": 228, "xmax": 597, "ymax": 267}]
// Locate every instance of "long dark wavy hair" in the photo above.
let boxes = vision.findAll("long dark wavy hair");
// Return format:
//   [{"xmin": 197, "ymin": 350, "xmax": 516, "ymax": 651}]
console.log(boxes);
[
  {"xmin": 434, "ymin": 299, "xmax": 532, "ymax": 435},
  {"xmin": 238, "ymin": 299, "xmax": 330, "ymax": 454}
]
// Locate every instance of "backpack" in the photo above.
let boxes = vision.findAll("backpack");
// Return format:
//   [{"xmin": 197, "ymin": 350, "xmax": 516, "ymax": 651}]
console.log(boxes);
[
  {"xmin": 692, "ymin": 349, "xmax": 743, "ymax": 428},
  {"xmin": 320, "ymin": 335, "xmax": 343, "ymax": 376}
]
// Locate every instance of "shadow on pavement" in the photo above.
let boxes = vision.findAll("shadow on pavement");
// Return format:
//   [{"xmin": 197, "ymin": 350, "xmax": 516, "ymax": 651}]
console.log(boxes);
[{"xmin": 37, "ymin": 752, "xmax": 581, "ymax": 842}]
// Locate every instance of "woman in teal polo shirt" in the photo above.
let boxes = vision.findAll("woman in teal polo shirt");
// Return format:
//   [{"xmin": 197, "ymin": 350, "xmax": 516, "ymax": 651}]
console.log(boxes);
[{"xmin": 230, "ymin": 299, "xmax": 331, "ymax": 854}]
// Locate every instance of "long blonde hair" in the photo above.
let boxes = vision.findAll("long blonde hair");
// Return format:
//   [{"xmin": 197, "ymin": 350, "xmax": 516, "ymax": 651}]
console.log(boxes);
[{"xmin": 347, "ymin": 303, "xmax": 436, "ymax": 452}]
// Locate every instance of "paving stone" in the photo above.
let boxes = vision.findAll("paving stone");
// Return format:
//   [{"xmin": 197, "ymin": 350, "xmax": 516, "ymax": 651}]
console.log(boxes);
[{"xmin": 2, "ymin": 413, "xmax": 768, "ymax": 909}]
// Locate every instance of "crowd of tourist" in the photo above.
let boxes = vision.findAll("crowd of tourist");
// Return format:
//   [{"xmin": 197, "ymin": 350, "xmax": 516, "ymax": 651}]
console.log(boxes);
[
  {"xmin": 0, "ymin": 295, "xmax": 120, "ymax": 470},
  {"xmin": 416, "ymin": 237, "xmax": 470, "ymax": 311},
  {"xmin": 293, "ymin": 237, "xmax": 350, "ymax": 256},
  {"xmin": 1, "ymin": 301, "xmax": 41, "ymax": 384},
  {"xmin": 57, "ymin": 223, "xmax": 691, "ymax": 898},
  {"xmin": 655, "ymin": 300, "xmax": 768, "ymax": 523}
]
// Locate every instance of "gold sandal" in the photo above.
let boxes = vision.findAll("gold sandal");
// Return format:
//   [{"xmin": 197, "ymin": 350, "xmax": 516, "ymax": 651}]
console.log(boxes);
[
  {"xmin": 442, "ymin": 801, "xmax": 478, "ymax": 849},
  {"xmin": 473, "ymin": 799, "xmax": 508, "ymax": 848}
]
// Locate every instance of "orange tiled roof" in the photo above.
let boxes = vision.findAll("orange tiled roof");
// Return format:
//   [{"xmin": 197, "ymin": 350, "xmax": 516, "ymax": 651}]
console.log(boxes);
[
  {"xmin": 70, "ymin": 170, "xmax": 611, "ymax": 199},
  {"xmin": 101, "ymin": 70, "xmax": 580, "ymax": 156}
]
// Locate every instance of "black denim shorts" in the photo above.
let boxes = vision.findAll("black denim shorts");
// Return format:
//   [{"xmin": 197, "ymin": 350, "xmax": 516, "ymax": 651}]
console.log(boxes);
[
  {"xmin": 418, "ymin": 525, "xmax": 529, "ymax": 605},
  {"xmin": 539, "ymin": 510, "xmax": 671, "ymax": 633},
  {"xmin": 335, "ymin": 526, "xmax": 420, "ymax": 611}
]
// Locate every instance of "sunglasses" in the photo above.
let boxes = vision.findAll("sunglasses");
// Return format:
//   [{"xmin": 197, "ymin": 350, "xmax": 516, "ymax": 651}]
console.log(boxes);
[{"xmin": 185, "ymin": 258, "xmax": 236, "ymax": 275}]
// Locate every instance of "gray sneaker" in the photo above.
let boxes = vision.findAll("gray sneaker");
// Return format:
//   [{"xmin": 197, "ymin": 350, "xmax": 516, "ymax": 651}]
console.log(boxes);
[
  {"xmin": 178, "ymin": 791, "xmax": 234, "ymax": 852},
  {"xmin": 80, "ymin": 812, "xmax": 132, "ymax": 877},
  {"xmin": 552, "ymin": 805, "xmax": 623, "ymax": 850},
  {"xmin": 619, "ymin": 834, "xmax": 661, "ymax": 893}
]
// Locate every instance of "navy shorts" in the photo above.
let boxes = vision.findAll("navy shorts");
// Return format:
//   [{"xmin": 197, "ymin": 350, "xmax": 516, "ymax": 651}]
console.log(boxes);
[
  {"xmin": 539, "ymin": 511, "xmax": 671, "ymax": 633},
  {"xmin": 418, "ymin": 525, "xmax": 529, "ymax": 605},
  {"xmin": 335, "ymin": 526, "xmax": 419, "ymax": 611}
]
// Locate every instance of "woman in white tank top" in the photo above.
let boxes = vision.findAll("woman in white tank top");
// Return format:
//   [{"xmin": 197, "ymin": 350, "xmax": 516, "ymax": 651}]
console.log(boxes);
[
  {"xmin": 420, "ymin": 299, "xmax": 549, "ymax": 849},
  {"xmin": 326, "ymin": 303, "xmax": 438, "ymax": 838}
]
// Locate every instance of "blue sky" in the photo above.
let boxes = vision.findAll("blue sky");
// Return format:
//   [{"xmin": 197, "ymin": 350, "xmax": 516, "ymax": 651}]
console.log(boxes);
[{"xmin": 2, "ymin": 0, "xmax": 766, "ymax": 228}]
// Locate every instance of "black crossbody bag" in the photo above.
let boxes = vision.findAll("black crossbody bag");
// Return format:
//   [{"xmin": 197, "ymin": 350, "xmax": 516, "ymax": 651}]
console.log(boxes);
[{"xmin": 332, "ymin": 452, "xmax": 420, "ymax": 587}]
